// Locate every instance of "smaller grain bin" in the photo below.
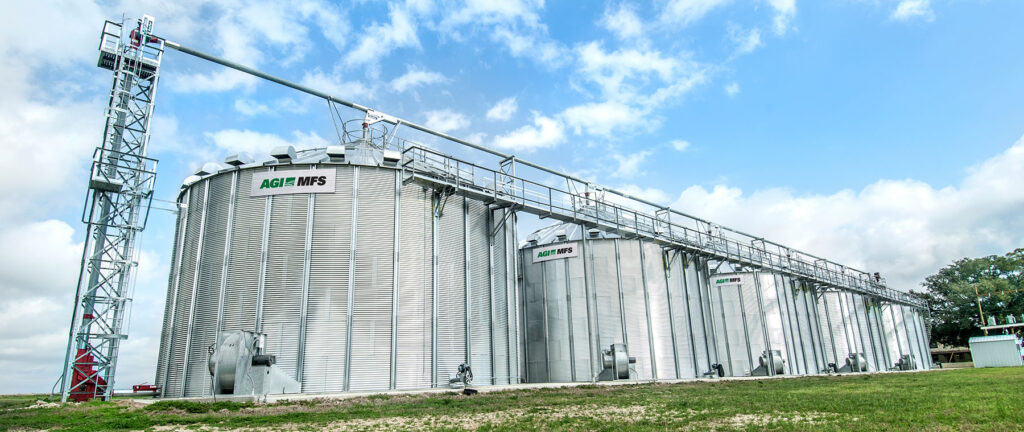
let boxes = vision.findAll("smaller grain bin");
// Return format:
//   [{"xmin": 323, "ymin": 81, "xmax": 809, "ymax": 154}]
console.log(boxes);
[
  {"xmin": 706, "ymin": 271, "xmax": 848, "ymax": 377},
  {"xmin": 518, "ymin": 223, "xmax": 725, "ymax": 383}
]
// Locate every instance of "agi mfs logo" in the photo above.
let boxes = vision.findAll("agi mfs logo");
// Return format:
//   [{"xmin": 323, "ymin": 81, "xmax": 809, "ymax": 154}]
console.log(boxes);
[
  {"xmin": 259, "ymin": 175, "xmax": 328, "ymax": 189},
  {"xmin": 715, "ymin": 277, "xmax": 742, "ymax": 284},
  {"xmin": 537, "ymin": 246, "xmax": 574, "ymax": 258}
]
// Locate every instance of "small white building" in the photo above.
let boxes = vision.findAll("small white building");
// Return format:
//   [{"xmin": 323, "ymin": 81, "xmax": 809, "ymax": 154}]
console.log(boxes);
[{"xmin": 968, "ymin": 335, "xmax": 1024, "ymax": 368}]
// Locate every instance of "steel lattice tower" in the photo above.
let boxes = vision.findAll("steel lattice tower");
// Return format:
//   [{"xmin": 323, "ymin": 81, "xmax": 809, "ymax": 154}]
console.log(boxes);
[{"xmin": 59, "ymin": 17, "xmax": 161, "ymax": 402}]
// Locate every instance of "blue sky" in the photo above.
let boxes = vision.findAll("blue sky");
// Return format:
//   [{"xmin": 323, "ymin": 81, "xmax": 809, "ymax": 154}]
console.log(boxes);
[{"xmin": 1, "ymin": 0, "xmax": 1023, "ymax": 393}]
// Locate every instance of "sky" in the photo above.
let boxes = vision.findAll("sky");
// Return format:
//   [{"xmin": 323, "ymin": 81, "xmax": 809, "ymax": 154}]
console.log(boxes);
[{"xmin": 1, "ymin": 0, "xmax": 1023, "ymax": 394}]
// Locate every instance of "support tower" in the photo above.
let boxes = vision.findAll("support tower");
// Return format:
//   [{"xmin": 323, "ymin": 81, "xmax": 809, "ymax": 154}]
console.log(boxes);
[{"xmin": 59, "ymin": 16, "xmax": 161, "ymax": 402}]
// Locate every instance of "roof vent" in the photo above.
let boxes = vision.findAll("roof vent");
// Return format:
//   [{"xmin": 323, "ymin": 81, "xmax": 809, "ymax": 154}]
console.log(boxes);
[
  {"xmin": 182, "ymin": 174, "xmax": 202, "ymax": 186},
  {"xmin": 588, "ymin": 229, "xmax": 601, "ymax": 238},
  {"xmin": 270, "ymin": 145, "xmax": 297, "ymax": 162},
  {"xmin": 326, "ymin": 145, "xmax": 346, "ymax": 162},
  {"xmin": 556, "ymin": 234, "xmax": 568, "ymax": 242},
  {"xmin": 194, "ymin": 162, "xmax": 222, "ymax": 176},
  {"xmin": 383, "ymin": 150, "xmax": 401, "ymax": 165},
  {"xmin": 528, "ymin": 239, "xmax": 538, "ymax": 247},
  {"xmin": 224, "ymin": 153, "xmax": 254, "ymax": 167}
]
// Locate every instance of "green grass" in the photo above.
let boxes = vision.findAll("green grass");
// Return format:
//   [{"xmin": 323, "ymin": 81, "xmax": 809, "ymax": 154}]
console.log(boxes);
[{"xmin": 2, "ymin": 368, "xmax": 1022, "ymax": 431}]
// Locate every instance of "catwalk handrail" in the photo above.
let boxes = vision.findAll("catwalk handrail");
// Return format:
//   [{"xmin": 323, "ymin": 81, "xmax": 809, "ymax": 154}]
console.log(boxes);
[
  {"xmin": 158, "ymin": 37, "xmax": 920, "ymax": 308},
  {"xmin": 402, "ymin": 146, "xmax": 923, "ymax": 307}
]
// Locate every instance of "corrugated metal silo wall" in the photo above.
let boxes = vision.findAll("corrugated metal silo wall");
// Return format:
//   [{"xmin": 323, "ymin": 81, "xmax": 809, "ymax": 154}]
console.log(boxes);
[
  {"xmin": 521, "ymin": 238, "xmax": 721, "ymax": 383},
  {"xmin": 155, "ymin": 163, "xmax": 520, "ymax": 396}
]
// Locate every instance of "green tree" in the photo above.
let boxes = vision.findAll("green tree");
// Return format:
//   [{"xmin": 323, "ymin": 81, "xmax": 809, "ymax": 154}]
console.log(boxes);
[{"xmin": 910, "ymin": 248, "xmax": 1024, "ymax": 347}]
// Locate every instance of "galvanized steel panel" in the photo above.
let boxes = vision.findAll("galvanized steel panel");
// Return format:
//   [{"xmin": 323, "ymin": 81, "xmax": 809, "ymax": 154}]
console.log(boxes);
[
  {"xmin": 543, "ymin": 258, "xmax": 572, "ymax": 382},
  {"xmin": 711, "ymin": 280, "xmax": 750, "ymax": 376},
  {"xmin": 643, "ymin": 242, "xmax": 675, "ymax": 380},
  {"xmin": 467, "ymin": 199, "xmax": 492, "ymax": 385},
  {"xmin": 302, "ymin": 166, "xmax": 353, "ymax": 393},
  {"xmin": 591, "ymin": 242, "xmax": 624, "ymax": 349},
  {"xmin": 261, "ymin": 167, "xmax": 308, "ymax": 381},
  {"xmin": 436, "ymin": 195, "xmax": 466, "ymax": 385},
  {"xmin": 759, "ymin": 274, "xmax": 790, "ymax": 373},
  {"xmin": 522, "ymin": 246, "xmax": 547, "ymax": 382},
  {"xmin": 490, "ymin": 208, "xmax": 511, "ymax": 385},
  {"xmin": 850, "ymin": 294, "xmax": 878, "ymax": 371},
  {"xmin": 155, "ymin": 199, "xmax": 186, "ymax": 392},
  {"xmin": 395, "ymin": 184, "xmax": 431, "ymax": 390},
  {"xmin": 567, "ymin": 252, "xmax": 591, "ymax": 381},
  {"xmin": 791, "ymin": 282, "xmax": 821, "ymax": 373},
  {"xmin": 664, "ymin": 253, "xmax": 695, "ymax": 378},
  {"xmin": 166, "ymin": 182, "xmax": 205, "ymax": 396},
  {"xmin": 618, "ymin": 241, "xmax": 653, "ymax": 380},
  {"xmin": 221, "ymin": 170, "xmax": 264, "ymax": 333},
  {"xmin": 348, "ymin": 168, "xmax": 396, "ymax": 391},
  {"xmin": 185, "ymin": 175, "xmax": 231, "ymax": 396},
  {"xmin": 685, "ymin": 257, "xmax": 712, "ymax": 375}
]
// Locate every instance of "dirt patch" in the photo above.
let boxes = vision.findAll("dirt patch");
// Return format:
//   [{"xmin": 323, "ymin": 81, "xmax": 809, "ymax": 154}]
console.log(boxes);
[
  {"xmin": 17, "ymin": 400, "xmax": 61, "ymax": 410},
  {"xmin": 703, "ymin": 411, "xmax": 840, "ymax": 430},
  {"xmin": 152, "ymin": 404, "xmax": 651, "ymax": 431}
]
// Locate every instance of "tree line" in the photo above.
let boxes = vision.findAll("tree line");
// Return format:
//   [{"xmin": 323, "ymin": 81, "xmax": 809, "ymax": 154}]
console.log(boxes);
[{"xmin": 911, "ymin": 248, "xmax": 1024, "ymax": 347}]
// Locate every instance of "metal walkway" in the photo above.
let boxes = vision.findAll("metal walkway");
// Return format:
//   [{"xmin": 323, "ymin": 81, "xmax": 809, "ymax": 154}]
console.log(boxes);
[{"xmin": 400, "ymin": 146, "xmax": 922, "ymax": 307}]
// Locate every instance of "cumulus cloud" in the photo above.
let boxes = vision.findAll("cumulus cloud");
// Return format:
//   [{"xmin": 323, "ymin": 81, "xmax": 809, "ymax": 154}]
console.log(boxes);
[
  {"xmin": 346, "ymin": 4, "xmax": 420, "ymax": 66},
  {"xmin": 611, "ymin": 151, "xmax": 652, "ymax": 179},
  {"xmin": 487, "ymin": 97, "xmax": 518, "ymax": 121},
  {"xmin": 671, "ymin": 140, "xmax": 691, "ymax": 151},
  {"xmin": 491, "ymin": 27, "xmax": 569, "ymax": 68},
  {"xmin": 729, "ymin": 25, "xmax": 763, "ymax": 56},
  {"xmin": 600, "ymin": 4, "xmax": 645, "ymax": 41},
  {"xmin": 725, "ymin": 82, "xmax": 740, "ymax": 96},
  {"xmin": 205, "ymin": 129, "xmax": 331, "ymax": 160},
  {"xmin": 300, "ymin": 69, "xmax": 373, "ymax": 101},
  {"xmin": 767, "ymin": 0, "xmax": 797, "ymax": 34},
  {"xmin": 491, "ymin": 112, "xmax": 566, "ymax": 151},
  {"xmin": 668, "ymin": 135, "xmax": 1024, "ymax": 291},
  {"xmin": 391, "ymin": 67, "xmax": 447, "ymax": 93},
  {"xmin": 660, "ymin": 0, "xmax": 731, "ymax": 26},
  {"xmin": 423, "ymin": 109, "xmax": 471, "ymax": 133},
  {"xmin": 891, "ymin": 0, "xmax": 934, "ymax": 22},
  {"xmin": 561, "ymin": 101, "xmax": 649, "ymax": 138},
  {"xmin": 234, "ymin": 99, "xmax": 271, "ymax": 116}
]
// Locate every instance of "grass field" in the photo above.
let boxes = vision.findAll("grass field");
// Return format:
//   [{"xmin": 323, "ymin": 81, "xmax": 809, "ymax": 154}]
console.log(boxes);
[{"xmin": 2, "ymin": 368, "xmax": 1022, "ymax": 431}]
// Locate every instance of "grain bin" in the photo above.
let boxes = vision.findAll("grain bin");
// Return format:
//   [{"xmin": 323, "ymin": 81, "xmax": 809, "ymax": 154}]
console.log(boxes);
[
  {"xmin": 518, "ymin": 223, "xmax": 728, "ymax": 382},
  {"xmin": 155, "ymin": 136, "xmax": 519, "ymax": 397}
]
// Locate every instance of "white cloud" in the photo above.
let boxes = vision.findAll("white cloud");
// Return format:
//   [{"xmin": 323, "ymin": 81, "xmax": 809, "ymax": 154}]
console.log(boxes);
[
  {"xmin": 0, "ymin": 221, "xmax": 81, "ymax": 300},
  {"xmin": 491, "ymin": 112, "xmax": 566, "ymax": 151},
  {"xmin": 668, "ymin": 135, "xmax": 1024, "ymax": 291},
  {"xmin": 205, "ymin": 129, "xmax": 331, "ymax": 159},
  {"xmin": 729, "ymin": 25, "xmax": 763, "ymax": 56},
  {"xmin": 491, "ymin": 27, "xmax": 569, "ymax": 68},
  {"xmin": 671, "ymin": 140, "xmax": 691, "ymax": 151},
  {"xmin": 725, "ymin": 82, "xmax": 741, "ymax": 96},
  {"xmin": 391, "ymin": 67, "xmax": 447, "ymax": 93},
  {"xmin": 661, "ymin": 0, "xmax": 731, "ymax": 26},
  {"xmin": 600, "ymin": 4, "xmax": 645, "ymax": 41},
  {"xmin": 346, "ymin": 5, "xmax": 420, "ymax": 66},
  {"xmin": 234, "ymin": 99, "xmax": 271, "ymax": 116},
  {"xmin": 423, "ymin": 109, "xmax": 471, "ymax": 133},
  {"xmin": 891, "ymin": 0, "xmax": 934, "ymax": 22},
  {"xmin": 612, "ymin": 151, "xmax": 652, "ymax": 179},
  {"xmin": 487, "ymin": 97, "xmax": 519, "ymax": 121},
  {"xmin": 442, "ymin": 0, "xmax": 544, "ymax": 28},
  {"xmin": 767, "ymin": 0, "xmax": 797, "ymax": 34},
  {"xmin": 614, "ymin": 184, "xmax": 673, "ymax": 205},
  {"xmin": 561, "ymin": 101, "xmax": 647, "ymax": 138},
  {"xmin": 576, "ymin": 42, "xmax": 690, "ymax": 103},
  {"xmin": 301, "ymin": 69, "xmax": 373, "ymax": 101}
]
